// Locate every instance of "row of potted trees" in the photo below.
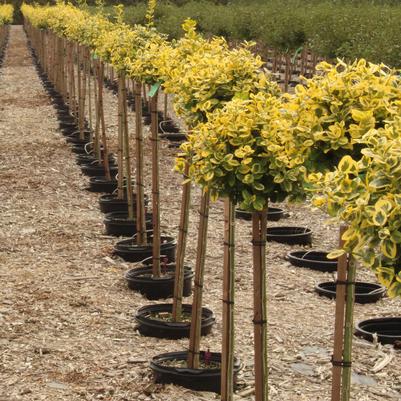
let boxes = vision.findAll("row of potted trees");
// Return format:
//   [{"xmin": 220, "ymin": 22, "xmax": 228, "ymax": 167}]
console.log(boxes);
[
  {"xmin": 22, "ymin": 2, "xmax": 401, "ymax": 401},
  {"xmin": 0, "ymin": 4, "xmax": 13, "ymax": 63}
]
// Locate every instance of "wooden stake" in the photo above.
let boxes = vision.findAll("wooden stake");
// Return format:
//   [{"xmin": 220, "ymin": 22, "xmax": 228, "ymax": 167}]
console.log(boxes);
[
  {"xmin": 252, "ymin": 209, "xmax": 268, "ymax": 401},
  {"xmin": 121, "ymin": 73, "xmax": 134, "ymax": 220},
  {"xmin": 117, "ymin": 74, "xmax": 124, "ymax": 200},
  {"xmin": 331, "ymin": 225, "xmax": 348, "ymax": 401},
  {"xmin": 341, "ymin": 257, "xmax": 356, "ymax": 401},
  {"xmin": 221, "ymin": 198, "xmax": 235, "ymax": 401},
  {"xmin": 150, "ymin": 90, "xmax": 160, "ymax": 277},
  {"xmin": 187, "ymin": 191, "xmax": 210, "ymax": 368},
  {"xmin": 97, "ymin": 61, "xmax": 111, "ymax": 181},
  {"xmin": 134, "ymin": 81, "xmax": 147, "ymax": 246},
  {"xmin": 172, "ymin": 161, "xmax": 191, "ymax": 321}
]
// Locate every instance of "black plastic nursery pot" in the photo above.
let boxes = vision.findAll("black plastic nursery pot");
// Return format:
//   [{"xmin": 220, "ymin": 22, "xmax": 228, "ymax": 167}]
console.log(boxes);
[
  {"xmin": 99, "ymin": 193, "xmax": 149, "ymax": 214},
  {"xmin": 114, "ymin": 235, "xmax": 176, "ymax": 263},
  {"xmin": 287, "ymin": 250, "xmax": 337, "ymax": 272},
  {"xmin": 143, "ymin": 111, "xmax": 164, "ymax": 126},
  {"xmin": 88, "ymin": 177, "xmax": 118, "ymax": 193},
  {"xmin": 71, "ymin": 144, "xmax": 92, "ymax": 155},
  {"xmin": 236, "ymin": 207, "xmax": 284, "ymax": 222},
  {"xmin": 80, "ymin": 162, "xmax": 118, "ymax": 177},
  {"xmin": 60, "ymin": 122, "xmax": 78, "ymax": 134},
  {"xmin": 150, "ymin": 351, "xmax": 241, "ymax": 393},
  {"xmin": 76, "ymin": 153, "xmax": 115, "ymax": 166},
  {"xmin": 104, "ymin": 212, "xmax": 153, "ymax": 237},
  {"xmin": 125, "ymin": 265, "xmax": 193, "ymax": 300},
  {"xmin": 159, "ymin": 120, "xmax": 180, "ymax": 133},
  {"xmin": 355, "ymin": 317, "xmax": 401, "ymax": 345},
  {"xmin": 159, "ymin": 132, "xmax": 186, "ymax": 142},
  {"xmin": 315, "ymin": 281, "xmax": 386, "ymax": 304},
  {"xmin": 267, "ymin": 226, "xmax": 312, "ymax": 245},
  {"xmin": 66, "ymin": 134, "xmax": 92, "ymax": 145},
  {"xmin": 135, "ymin": 303, "xmax": 215, "ymax": 339}
]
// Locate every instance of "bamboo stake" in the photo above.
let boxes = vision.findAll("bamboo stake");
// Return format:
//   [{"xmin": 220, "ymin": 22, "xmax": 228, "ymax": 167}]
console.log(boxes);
[
  {"xmin": 252, "ymin": 209, "xmax": 268, "ymax": 401},
  {"xmin": 97, "ymin": 61, "xmax": 111, "ymax": 181},
  {"xmin": 121, "ymin": 73, "xmax": 134, "ymax": 220},
  {"xmin": 117, "ymin": 74, "xmax": 124, "ymax": 200},
  {"xmin": 331, "ymin": 225, "xmax": 349, "ymax": 401},
  {"xmin": 341, "ymin": 257, "xmax": 356, "ymax": 401},
  {"xmin": 77, "ymin": 43, "xmax": 82, "ymax": 134},
  {"xmin": 187, "ymin": 191, "xmax": 210, "ymax": 368},
  {"xmin": 150, "ymin": 90, "xmax": 161, "ymax": 277},
  {"xmin": 221, "ymin": 198, "xmax": 235, "ymax": 401},
  {"xmin": 80, "ymin": 46, "xmax": 88, "ymax": 136},
  {"xmin": 284, "ymin": 54, "xmax": 291, "ymax": 93},
  {"xmin": 93, "ymin": 56, "xmax": 101, "ymax": 160},
  {"xmin": 172, "ymin": 161, "xmax": 191, "ymax": 321},
  {"xmin": 134, "ymin": 81, "xmax": 147, "ymax": 246},
  {"xmin": 87, "ymin": 49, "xmax": 93, "ymax": 143},
  {"xmin": 163, "ymin": 93, "xmax": 168, "ymax": 120}
]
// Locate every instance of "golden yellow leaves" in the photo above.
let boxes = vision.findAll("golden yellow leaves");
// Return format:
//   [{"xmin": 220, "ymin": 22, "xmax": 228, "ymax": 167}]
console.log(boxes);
[{"xmin": 0, "ymin": 4, "xmax": 13, "ymax": 25}]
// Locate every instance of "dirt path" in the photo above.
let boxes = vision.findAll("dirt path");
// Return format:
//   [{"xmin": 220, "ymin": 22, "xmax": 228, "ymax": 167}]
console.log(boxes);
[{"xmin": 1, "ymin": 26, "xmax": 401, "ymax": 401}]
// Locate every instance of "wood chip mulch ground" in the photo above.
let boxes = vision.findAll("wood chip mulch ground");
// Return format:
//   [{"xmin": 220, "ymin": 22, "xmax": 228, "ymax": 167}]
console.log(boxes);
[{"xmin": 1, "ymin": 26, "xmax": 401, "ymax": 401}]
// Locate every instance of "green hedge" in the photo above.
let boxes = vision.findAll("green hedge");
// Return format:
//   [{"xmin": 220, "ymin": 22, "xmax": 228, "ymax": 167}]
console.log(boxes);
[{"xmin": 97, "ymin": 0, "xmax": 401, "ymax": 67}]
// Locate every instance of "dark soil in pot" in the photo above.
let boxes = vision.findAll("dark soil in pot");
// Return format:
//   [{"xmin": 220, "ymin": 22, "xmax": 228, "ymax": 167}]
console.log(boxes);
[
  {"xmin": 315, "ymin": 281, "xmax": 386, "ymax": 304},
  {"xmin": 114, "ymin": 235, "xmax": 176, "ymax": 263},
  {"xmin": 88, "ymin": 177, "xmax": 118, "ymax": 193},
  {"xmin": 104, "ymin": 211, "xmax": 153, "ymax": 237},
  {"xmin": 267, "ymin": 226, "xmax": 312, "ymax": 245},
  {"xmin": 150, "ymin": 351, "xmax": 241, "ymax": 393},
  {"xmin": 236, "ymin": 207, "xmax": 285, "ymax": 222},
  {"xmin": 355, "ymin": 317, "xmax": 401, "ymax": 345},
  {"xmin": 287, "ymin": 250, "xmax": 337, "ymax": 272},
  {"xmin": 99, "ymin": 193, "xmax": 149, "ymax": 214},
  {"xmin": 80, "ymin": 162, "xmax": 118, "ymax": 177},
  {"xmin": 125, "ymin": 265, "xmax": 193, "ymax": 300},
  {"xmin": 135, "ymin": 303, "xmax": 215, "ymax": 339}
]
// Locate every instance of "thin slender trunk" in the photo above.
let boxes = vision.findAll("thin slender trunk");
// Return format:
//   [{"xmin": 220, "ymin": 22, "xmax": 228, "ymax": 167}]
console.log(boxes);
[
  {"xmin": 151, "ymin": 91, "xmax": 160, "ymax": 276},
  {"xmin": 97, "ymin": 61, "xmax": 111, "ymax": 181},
  {"xmin": 341, "ymin": 257, "xmax": 356, "ymax": 401},
  {"xmin": 117, "ymin": 74, "xmax": 124, "ymax": 199},
  {"xmin": 252, "ymin": 209, "xmax": 268, "ymax": 401},
  {"xmin": 172, "ymin": 161, "xmax": 191, "ymax": 321},
  {"xmin": 187, "ymin": 191, "xmax": 210, "ymax": 368},
  {"xmin": 134, "ymin": 81, "xmax": 147, "ymax": 245},
  {"xmin": 221, "ymin": 199, "xmax": 235, "ymax": 401},
  {"xmin": 331, "ymin": 225, "xmax": 349, "ymax": 401},
  {"xmin": 121, "ymin": 73, "xmax": 134, "ymax": 219}
]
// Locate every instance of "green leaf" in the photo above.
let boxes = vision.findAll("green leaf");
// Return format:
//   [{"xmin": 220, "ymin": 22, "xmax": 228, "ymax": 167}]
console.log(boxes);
[
  {"xmin": 372, "ymin": 209, "xmax": 387, "ymax": 226},
  {"xmin": 381, "ymin": 240, "xmax": 397, "ymax": 258}
]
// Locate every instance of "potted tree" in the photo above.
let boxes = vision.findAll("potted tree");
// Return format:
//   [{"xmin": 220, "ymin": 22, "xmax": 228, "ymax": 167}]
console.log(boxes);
[
  {"xmin": 151, "ymin": 84, "xmax": 305, "ymax": 398},
  {"xmin": 134, "ymin": 18, "xmax": 280, "ymax": 336},
  {"xmin": 284, "ymin": 59, "xmax": 401, "ymax": 401}
]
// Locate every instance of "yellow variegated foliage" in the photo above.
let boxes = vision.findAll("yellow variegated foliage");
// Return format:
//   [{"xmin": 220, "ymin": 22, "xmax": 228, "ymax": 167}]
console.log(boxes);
[
  {"xmin": 0, "ymin": 4, "xmax": 13, "ymax": 25},
  {"xmin": 285, "ymin": 59, "xmax": 401, "ymax": 173},
  {"xmin": 310, "ymin": 117, "xmax": 401, "ymax": 297},
  {"xmin": 176, "ymin": 92, "xmax": 306, "ymax": 211},
  {"xmin": 155, "ymin": 19, "xmax": 279, "ymax": 125}
]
